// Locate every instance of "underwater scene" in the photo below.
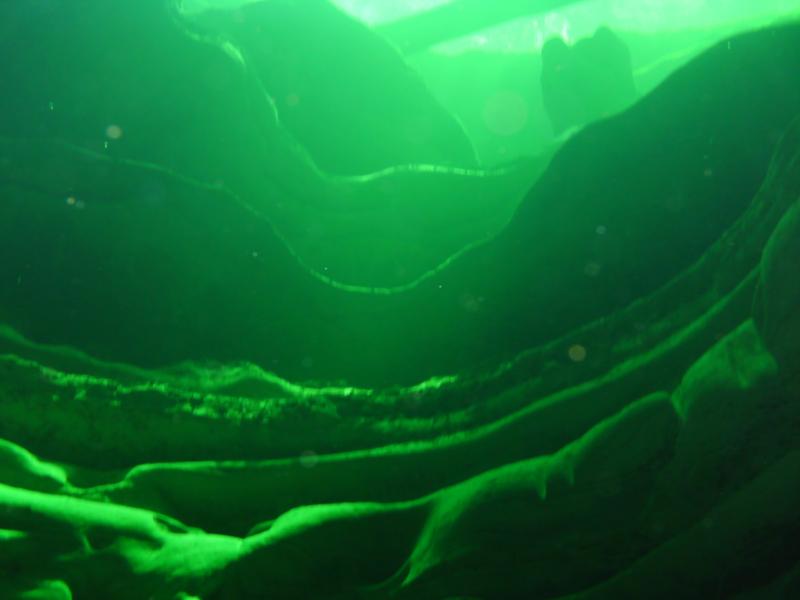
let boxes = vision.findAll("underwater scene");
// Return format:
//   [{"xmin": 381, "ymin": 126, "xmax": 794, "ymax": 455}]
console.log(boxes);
[{"xmin": 1, "ymin": 0, "xmax": 800, "ymax": 597}]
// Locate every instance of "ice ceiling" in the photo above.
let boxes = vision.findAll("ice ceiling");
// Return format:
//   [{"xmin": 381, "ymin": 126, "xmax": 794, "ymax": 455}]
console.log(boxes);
[{"xmin": 181, "ymin": 0, "xmax": 800, "ymax": 54}]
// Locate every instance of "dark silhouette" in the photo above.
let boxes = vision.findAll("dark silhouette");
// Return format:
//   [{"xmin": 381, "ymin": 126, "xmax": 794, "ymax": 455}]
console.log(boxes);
[{"xmin": 541, "ymin": 27, "xmax": 637, "ymax": 137}]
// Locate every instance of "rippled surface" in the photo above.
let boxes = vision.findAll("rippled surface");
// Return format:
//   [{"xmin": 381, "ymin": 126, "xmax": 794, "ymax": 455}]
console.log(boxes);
[{"xmin": 1, "ymin": 2, "xmax": 799, "ymax": 598}]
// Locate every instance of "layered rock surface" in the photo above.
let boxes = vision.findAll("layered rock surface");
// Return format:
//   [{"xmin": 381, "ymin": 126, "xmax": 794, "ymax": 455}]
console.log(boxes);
[
  {"xmin": 0, "ymin": 4, "xmax": 799, "ymax": 598},
  {"xmin": 1, "ymin": 7, "xmax": 799, "ymax": 385}
]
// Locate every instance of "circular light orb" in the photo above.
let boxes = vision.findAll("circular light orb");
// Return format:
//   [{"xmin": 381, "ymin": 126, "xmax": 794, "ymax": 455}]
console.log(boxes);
[
  {"xmin": 105, "ymin": 124, "xmax": 123, "ymax": 140},
  {"xmin": 568, "ymin": 344, "xmax": 587, "ymax": 362},
  {"xmin": 483, "ymin": 90, "xmax": 529, "ymax": 136}
]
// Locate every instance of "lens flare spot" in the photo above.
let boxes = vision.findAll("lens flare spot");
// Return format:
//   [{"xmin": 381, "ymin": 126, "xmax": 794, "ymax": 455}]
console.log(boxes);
[
  {"xmin": 568, "ymin": 344, "xmax": 587, "ymax": 362},
  {"xmin": 483, "ymin": 91, "xmax": 529, "ymax": 136},
  {"xmin": 105, "ymin": 124, "xmax": 123, "ymax": 140}
]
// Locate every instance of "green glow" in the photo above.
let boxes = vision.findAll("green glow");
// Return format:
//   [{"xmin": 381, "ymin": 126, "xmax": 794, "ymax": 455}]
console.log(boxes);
[
  {"xmin": 181, "ymin": 0, "xmax": 455, "ymax": 23},
  {"xmin": 1, "ymin": 1, "xmax": 799, "ymax": 597},
  {"xmin": 331, "ymin": 0, "xmax": 454, "ymax": 25},
  {"xmin": 38, "ymin": 137, "xmax": 531, "ymax": 295},
  {"xmin": 427, "ymin": 0, "xmax": 800, "ymax": 53}
]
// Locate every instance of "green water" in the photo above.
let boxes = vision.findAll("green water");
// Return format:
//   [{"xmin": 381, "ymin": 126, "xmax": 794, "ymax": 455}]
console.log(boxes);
[{"xmin": 1, "ymin": 1, "xmax": 799, "ymax": 598}]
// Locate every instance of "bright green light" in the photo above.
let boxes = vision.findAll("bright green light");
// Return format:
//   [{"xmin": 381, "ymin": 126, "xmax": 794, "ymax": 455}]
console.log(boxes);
[
  {"xmin": 330, "ymin": 0, "xmax": 454, "ymax": 25},
  {"xmin": 180, "ymin": 0, "xmax": 456, "ymax": 23},
  {"xmin": 430, "ymin": 0, "xmax": 800, "ymax": 54}
]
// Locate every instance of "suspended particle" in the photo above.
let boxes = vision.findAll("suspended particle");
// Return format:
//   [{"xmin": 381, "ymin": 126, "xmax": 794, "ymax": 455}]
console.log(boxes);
[
  {"xmin": 105, "ymin": 124, "xmax": 123, "ymax": 140},
  {"xmin": 568, "ymin": 344, "xmax": 587, "ymax": 362},
  {"xmin": 65, "ymin": 196, "xmax": 85, "ymax": 210}
]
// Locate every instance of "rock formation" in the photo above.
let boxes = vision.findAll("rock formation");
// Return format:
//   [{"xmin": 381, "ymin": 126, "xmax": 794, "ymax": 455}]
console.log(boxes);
[{"xmin": 0, "ymin": 3, "xmax": 799, "ymax": 597}]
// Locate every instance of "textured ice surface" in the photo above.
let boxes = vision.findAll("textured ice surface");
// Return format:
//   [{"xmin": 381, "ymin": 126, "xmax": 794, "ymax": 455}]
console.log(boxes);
[{"xmin": 0, "ymin": 2, "xmax": 799, "ymax": 597}]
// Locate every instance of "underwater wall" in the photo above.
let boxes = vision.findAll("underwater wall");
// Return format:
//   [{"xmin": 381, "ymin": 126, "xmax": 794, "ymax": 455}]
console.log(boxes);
[{"xmin": 0, "ymin": 1, "xmax": 799, "ymax": 598}]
